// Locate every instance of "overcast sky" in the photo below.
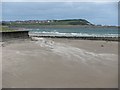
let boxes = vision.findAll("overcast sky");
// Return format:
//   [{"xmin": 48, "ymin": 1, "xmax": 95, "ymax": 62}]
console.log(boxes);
[{"xmin": 2, "ymin": 2, "xmax": 118, "ymax": 25}]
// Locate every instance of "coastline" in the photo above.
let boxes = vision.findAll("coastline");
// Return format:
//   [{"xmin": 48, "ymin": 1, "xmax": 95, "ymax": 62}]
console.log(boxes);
[
  {"xmin": 9, "ymin": 25, "xmax": 118, "ymax": 29},
  {"xmin": 2, "ymin": 2, "xmax": 118, "ymax": 88},
  {"xmin": 0, "ymin": 30, "xmax": 119, "ymax": 42}
]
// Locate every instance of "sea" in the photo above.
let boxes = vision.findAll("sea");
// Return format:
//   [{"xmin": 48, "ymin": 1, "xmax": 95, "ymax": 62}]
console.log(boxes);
[{"xmin": 28, "ymin": 27, "xmax": 118, "ymax": 37}]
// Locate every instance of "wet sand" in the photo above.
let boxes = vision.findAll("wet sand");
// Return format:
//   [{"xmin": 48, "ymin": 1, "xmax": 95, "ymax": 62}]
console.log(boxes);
[{"xmin": 2, "ymin": 38, "xmax": 118, "ymax": 88}]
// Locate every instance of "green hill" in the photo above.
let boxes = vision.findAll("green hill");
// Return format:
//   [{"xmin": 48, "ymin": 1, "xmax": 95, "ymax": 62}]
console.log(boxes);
[
  {"xmin": 2, "ymin": 19, "xmax": 94, "ymax": 26},
  {"xmin": 49, "ymin": 19, "xmax": 93, "ymax": 25}
]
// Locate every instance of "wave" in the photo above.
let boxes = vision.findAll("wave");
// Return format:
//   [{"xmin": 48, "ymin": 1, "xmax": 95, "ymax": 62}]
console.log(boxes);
[{"xmin": 29, "ymin": 31, "xmax": 118, "ymax": 37}]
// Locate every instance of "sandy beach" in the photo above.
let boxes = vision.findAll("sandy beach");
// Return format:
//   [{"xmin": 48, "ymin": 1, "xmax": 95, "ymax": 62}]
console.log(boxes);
[
  {"xmin": 0, "ymin": 42, "xmax": 2, "ymax": 89},
  {"xmin": 2, "ymin": 38, "xmax": 118, "ymax": 88}
]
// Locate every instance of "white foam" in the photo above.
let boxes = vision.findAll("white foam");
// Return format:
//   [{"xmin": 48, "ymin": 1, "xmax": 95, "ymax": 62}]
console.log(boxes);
[
  {"xmin": 29, "ymin": 31, "xmax": 118, "ymax": 37},
  {"xmin": 31, "ymin": 37, "xmax": 44, "ymax": 41}
]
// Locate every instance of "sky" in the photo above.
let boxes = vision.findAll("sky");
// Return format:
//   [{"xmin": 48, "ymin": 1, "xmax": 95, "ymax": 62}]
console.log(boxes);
[{"xmin": 2, "ymin": 1, "xmax": 119, "ymax": 26}]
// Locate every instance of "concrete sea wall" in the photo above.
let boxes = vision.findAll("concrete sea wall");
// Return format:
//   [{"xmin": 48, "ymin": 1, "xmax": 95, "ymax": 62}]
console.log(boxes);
[
  {"xmin": 30, "ymin": 36, "xmax": 119, "ymax": 41},
  {"xmin": 0, "ymin": 31, "xmax": 29, "ymax": 41}
]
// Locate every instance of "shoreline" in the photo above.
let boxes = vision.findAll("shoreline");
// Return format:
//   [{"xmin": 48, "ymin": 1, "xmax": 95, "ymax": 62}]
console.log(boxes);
[{"xmin": 0, "ymin": 30, "xmax": 119, "ymax": 42}]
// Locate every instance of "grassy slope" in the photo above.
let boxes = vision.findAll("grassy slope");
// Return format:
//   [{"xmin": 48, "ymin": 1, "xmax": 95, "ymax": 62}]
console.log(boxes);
[{"xmin": 0, "ymin": 26, "xmax": 16, "ymax": 32}]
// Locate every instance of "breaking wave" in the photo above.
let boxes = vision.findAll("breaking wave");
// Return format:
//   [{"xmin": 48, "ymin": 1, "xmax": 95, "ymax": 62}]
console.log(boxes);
[{"xmin": 29, "ymin": 31, "xmax": 118, "ymax": 37}]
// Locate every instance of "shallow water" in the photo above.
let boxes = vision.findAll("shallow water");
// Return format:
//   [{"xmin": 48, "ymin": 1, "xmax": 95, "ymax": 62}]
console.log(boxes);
[{"xmin": 29, "ymin": 27, "xmax": 118, "ymax": 37}]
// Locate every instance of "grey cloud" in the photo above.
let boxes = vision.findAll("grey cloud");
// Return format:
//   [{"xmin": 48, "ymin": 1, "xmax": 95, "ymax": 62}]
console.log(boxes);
[{"xmin": 2, "ymin": 2, "xmax": 118, "ymax": 25}]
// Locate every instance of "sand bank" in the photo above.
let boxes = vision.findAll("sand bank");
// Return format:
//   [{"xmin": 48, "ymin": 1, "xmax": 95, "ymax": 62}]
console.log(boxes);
[{"xmin": 2, "ymin": 38, "xmax": 118, "ymax": 88}]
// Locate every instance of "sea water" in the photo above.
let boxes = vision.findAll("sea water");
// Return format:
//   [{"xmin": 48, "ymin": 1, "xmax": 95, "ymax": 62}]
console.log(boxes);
[{"xmin": 28, "ymin": 27, "xmax": 118, "ymax": 37}]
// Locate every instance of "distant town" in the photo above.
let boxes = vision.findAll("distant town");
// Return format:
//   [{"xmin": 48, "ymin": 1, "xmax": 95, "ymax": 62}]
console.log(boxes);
[
  {"xmin": 0, "ymin": 19, "xmax": 118, "ymax": 27},
  {"xmin": 1, "ymin": 19, "xmax": 93, "ymax": 25},
  {"xmin": 2, "ymin": 20, "xmax": 54, "ymax": 24}
]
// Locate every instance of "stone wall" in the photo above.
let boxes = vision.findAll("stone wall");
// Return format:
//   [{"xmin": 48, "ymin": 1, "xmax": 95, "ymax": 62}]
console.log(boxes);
[
  {"xmin": 30, "ymin": 36, "xmax": 119, "ymax": 41},
  {"xmin": 0, "ymin": 31, "xmax": 29, "ymax": 41}
]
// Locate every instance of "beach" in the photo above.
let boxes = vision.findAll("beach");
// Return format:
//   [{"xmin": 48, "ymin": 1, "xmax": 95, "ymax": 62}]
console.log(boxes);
[
  {"xmin": 1, "ymin": 1, "xmax": 118, "ymax": 88},
  {"xmin": 0, "ymin": 42, "xmax": 2, "ymax": 89},
  {"xmin": 2, "ymin": 38, "xmax": 118, "ymax": 88}
]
